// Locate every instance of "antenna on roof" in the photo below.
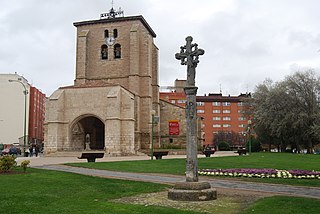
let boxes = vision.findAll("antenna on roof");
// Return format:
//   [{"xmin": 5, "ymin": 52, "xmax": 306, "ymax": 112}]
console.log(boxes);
[
  {"xmin": 100, "ymin": 0, "xmax": 124, "ymax": 19},
  {"xmin": 219, "ymin": 84, "xmax": 222, "ymax": 94}
]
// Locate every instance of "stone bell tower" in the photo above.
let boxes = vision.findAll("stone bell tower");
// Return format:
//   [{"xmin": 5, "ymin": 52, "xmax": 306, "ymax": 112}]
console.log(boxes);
[
  {"xmin": 73, "ymin": 9, "xmax": 160, "ymax": 150},
  {"xmin": 44, "ymin": 7, "xmax": 160, "ymax": 155}
]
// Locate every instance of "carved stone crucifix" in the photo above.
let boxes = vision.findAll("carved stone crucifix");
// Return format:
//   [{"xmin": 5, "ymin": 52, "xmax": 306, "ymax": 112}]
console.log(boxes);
[
  {"xmin": 175, "ymin": 36, "xmax": 205, "ymax": 87},
  {"xmin": 175, "ymin": 36, "xmax": 204, "ymax": 182}
]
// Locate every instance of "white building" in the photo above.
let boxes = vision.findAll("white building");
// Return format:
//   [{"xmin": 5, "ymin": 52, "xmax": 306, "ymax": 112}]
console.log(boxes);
[{"xmin": 0, "ymin": 73, "xmax": 30, "ymax": 145}]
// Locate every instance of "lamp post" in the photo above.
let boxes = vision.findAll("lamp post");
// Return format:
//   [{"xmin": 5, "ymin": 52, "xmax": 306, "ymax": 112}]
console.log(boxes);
[
  {"xmin": 247, "ymin": 119, "xmax": 252, "ymax": 155},
  {"xmin": 150, "ymin": 110, "xmax": 159, "ymax": 160},
  {"xmin": 8, "ymin": 79, "xmax": 28, "ymax": 157}
]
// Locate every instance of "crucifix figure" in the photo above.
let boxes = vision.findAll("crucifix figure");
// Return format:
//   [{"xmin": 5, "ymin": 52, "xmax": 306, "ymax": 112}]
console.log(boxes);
[
  {"xmin": 175, "ymin": 36, "xmax": 204, "ymax": 87},
  {"xmin": 175, "ymin": 36, "xmax": 204, "ymax": 182}
]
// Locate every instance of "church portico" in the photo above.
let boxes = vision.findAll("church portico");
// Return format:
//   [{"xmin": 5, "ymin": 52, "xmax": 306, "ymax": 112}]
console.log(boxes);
[
  {"xmin": 44, "ymin": 85, "xmax": 135, "ymax": 155},
  {"xmin": 70, "ymin": 115, "xmax": 105, "ymax": 151}
]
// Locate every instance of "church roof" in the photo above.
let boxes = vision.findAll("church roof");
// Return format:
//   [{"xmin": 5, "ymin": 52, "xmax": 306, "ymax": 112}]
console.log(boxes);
[{"xmin": 73, "ymin": 15, "xmax": 156, "ymax": 37}]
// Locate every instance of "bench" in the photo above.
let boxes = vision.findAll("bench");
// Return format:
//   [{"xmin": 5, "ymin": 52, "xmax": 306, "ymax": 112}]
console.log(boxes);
[
  {"xmin": 149, "ymin": 151, "xmax": 169, "ymax": 159},
  {"xmin": 78, "ymin": 152, "xmax": 104, "ymax": 162},
  {"xmin": 202, "ymin": 150, "xmax": 215, "ymax": 157},
  {"xmin": 235, "ymin": 149, "xmax": 247, "ymax": 156}
]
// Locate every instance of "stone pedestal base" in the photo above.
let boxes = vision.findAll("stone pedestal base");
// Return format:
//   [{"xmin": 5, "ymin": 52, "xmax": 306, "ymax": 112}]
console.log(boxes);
[
  {"xmin": 168, "ymin": 181, "xmax": 217, "ymax": 201},
  {"xmin": 85, "ymin": 142, "xmax": 91, "ymax": 151}
]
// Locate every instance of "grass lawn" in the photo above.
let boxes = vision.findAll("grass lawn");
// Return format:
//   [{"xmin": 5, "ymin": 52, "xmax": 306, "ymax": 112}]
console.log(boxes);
[
  {"xmin": 0, "ymin": 167, "xmax": 319, "ymax": 213},
  {"xmin": 0, "ymin": 168, "xmax": 197, "ymax": 214},
  {"xmin": 240, "ymin": 196, "xmax": 320, "ymax": 214},
  {"xmin": 67, "ymin": 152, "xmax": 320, "ymax": 187}
]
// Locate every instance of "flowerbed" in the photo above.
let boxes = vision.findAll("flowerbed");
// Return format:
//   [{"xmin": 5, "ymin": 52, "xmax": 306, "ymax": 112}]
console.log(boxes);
[{"xmin": 198, "ymin": 168, "xmax": 320, "ymax": 179}]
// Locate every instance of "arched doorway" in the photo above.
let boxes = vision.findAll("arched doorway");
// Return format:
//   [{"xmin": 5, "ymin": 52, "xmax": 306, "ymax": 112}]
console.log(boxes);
[{"xmin": 71, "ymin": 116, "xmax": 105, "ymax": 150}]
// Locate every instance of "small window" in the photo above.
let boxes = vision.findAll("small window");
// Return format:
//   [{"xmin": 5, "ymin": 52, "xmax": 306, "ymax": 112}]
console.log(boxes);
[
  {"xmin": 197, "ymin": 102, "xmax": 204, "ymax": 106},
  {"xmin": 223, "ymin": 102, "xmax": 230, "ymax": 106},
  {"xmin": 223, "ymin": 109, "xmax": 230, "ymax": 113},
  {"xmin": 101, "ymin": 45, "xmax": 108, "ymax": 59},
  {"xmin": 212, "ymin": 109, "xmax": 220, "ymax": 113},
  {"xmin": 197, "ymin": 109, "xmax": 205, "ymax": 113},
  {"xmin": 104, "ymin": 30, "xmax": 109, "ymax": 38},
  {"xmin": 223, "ymin": 117, "xmax": 231, "ymax": 121},
  {"xmin": 113, "ymin": 29, "xmax": 118, "ymax": 38},
  {"xmin": 114, "ymin": 44, "xmax": 121, "ymax": 59},
  {"xmin": 223, "ymin": 124, "xmax": 231, "ymax": 128},
  {"xmin": 212, "ymin": 124, "xmax": 221, "ymax": 128},
  {"xmin": 212, "ymin": 102, "xmax": 220, "ymax": 106},
  {"xmin": 212, "ymin": 117, "xmax": 221, "ymax": 121}
]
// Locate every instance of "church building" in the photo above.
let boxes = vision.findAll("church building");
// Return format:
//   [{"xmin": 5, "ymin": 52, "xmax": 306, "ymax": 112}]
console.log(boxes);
[{"xmin": 44, "ymin": 8, "xmax": 160, "ymax": 155}]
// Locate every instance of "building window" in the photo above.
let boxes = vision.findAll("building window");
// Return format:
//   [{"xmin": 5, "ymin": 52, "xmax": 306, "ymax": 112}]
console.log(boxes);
[
  {"xmin": 223, "ymin": 124, "xmax": 231, "ymax": 128},
  {"xmin": 238, "ymin": 110, "xmax": 242, "ymax": 114},
  {"xmin": 197, "ymin": 102, "xmax": 204, "ymax": 106},
  {"xmin": 212, "ymin": 124, "xmax": 221, "ymax": 128},
  {"xmin": 212, "ymin": 117, "xmax": 221, "ymax": 121},
  {"xmin": 212, "ymin": 109, "xmax": 220, "ymax": 114},
  {"xmin": 212, "ymin": 102, "xmax": 220, "ymax": 106},
  {"xmin": 114, "ymin": 44, "xmax": 121, "ymax": 59},
  {"xmin": 238, "ymin": 102, "xmax": 243, "ymax": 106},
  {"xmin": 222, "ymin": 102, "xmax": 230, "ymax": 106},
  {"xmin": 177, "ymin": 100, "xmax": 186, "ymax": 104},
  {"xmin": 113, "ymin": 29, "xmax": 118, "ymax": 38},
  {"xmin": 171, "ymin": 100, "xmax": 176, "ymax": 104},
  {"xmin": 223, "ymin": 109, "xmax": 230, "ymax": 113},
  {"xmin": 197, "ymin": 109, "xmax": 205, "ymax": 113},
  {"xmin": 104, "ymin": 29, "xmax": 109, "ymax": 38},
  {"xmin": 238, "ymin": 124, "xmax": 245, "ymax": 128},
  {"xmin": 101, "ymin": 45, "xmax": 108, "ymax": 59},
  {"xmin": 223, "ymin": 117, "xmax": 231, "ymax": 121},
  {"xmin": 238, "ymin": 117, "xmax": 245, "ymax": 121}
]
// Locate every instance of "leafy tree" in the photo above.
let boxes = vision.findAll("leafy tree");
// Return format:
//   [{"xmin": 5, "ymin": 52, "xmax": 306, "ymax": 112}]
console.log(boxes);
[{"xmin": 251, "ymin": 70, "xmax": 320, "ymax": 153}]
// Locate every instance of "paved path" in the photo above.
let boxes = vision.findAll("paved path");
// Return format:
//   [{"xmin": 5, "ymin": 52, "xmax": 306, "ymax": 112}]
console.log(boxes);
[
  {"xmin": 16, "ymin": 151, "xmax": 238, "ymax": 167},
  {"xmin": 35, "ymin": 164, "xmax": 320, "ymax": 199}
]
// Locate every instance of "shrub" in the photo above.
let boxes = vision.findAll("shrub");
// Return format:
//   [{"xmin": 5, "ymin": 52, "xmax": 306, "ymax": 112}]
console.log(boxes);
[
  {"xmin": 218, "ymin": 141, "xmax": 230, "ymax": 151},
  {"xmin": 20, "ymin": 160, "xmax": 31, "ymax": 173},
  {"xmin": 0, "ymin": 155, "xmax": 17, "ymax": 172}
]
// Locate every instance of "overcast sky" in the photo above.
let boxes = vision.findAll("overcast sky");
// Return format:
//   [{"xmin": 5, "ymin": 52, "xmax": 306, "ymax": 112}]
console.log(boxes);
[{"xmin": 1, "ymin": 0, "xmax": 320, "ymax": 96}]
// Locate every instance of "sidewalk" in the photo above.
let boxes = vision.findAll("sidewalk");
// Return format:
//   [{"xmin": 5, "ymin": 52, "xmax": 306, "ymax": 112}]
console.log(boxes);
[{"xmin": 16, "ymin": 151, "xmax": 238, "ymax": 167}]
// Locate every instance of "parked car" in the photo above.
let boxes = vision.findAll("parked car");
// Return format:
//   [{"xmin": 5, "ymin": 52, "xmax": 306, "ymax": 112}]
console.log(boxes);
[
  {"xmin": 9, "ymin": 147, "xmax": 21, "ymax": 155},
  {"xmin": 0, "ymin": 148, "xmax": 10, "ymax": 155},
  {"xmin": 0, "ymin": 147, "xmax": 21, "ymax": 156}
]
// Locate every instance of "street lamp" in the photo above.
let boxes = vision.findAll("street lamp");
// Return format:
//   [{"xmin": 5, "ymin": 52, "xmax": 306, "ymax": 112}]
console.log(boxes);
[
  {"xmin": 150, "ymin": 110, "xmax": 159, "ymax": 160},
  {"xmin": 8, "ymin": 79, "xmax": 28, "ymax": 157},
  {"xmin": 247, "ymin": 119, "xmax": 252, "ymax": 155}
]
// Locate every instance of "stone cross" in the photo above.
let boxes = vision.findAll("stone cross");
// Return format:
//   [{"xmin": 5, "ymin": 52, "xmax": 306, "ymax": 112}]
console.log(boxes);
[
  {"xmin": 175, "ymin": 36, "xmax": 204, "ymax": 182},
  {"xmin": 175, "ymin": 36, "xmax": 204, "ymax": 87}
]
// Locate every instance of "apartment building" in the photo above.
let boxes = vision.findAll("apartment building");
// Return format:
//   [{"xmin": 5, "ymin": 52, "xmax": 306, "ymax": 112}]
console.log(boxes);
[
  {"xmin": 196, "ymin": 93, "xmax": 249, "ymax": 146},
  {"xmin": 0, "ymin": 73, "xmax": 45, "ymax": 149},
  {"xmin": 160, "ymin": 80, "xmax": 250, "ymax": 148}
]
